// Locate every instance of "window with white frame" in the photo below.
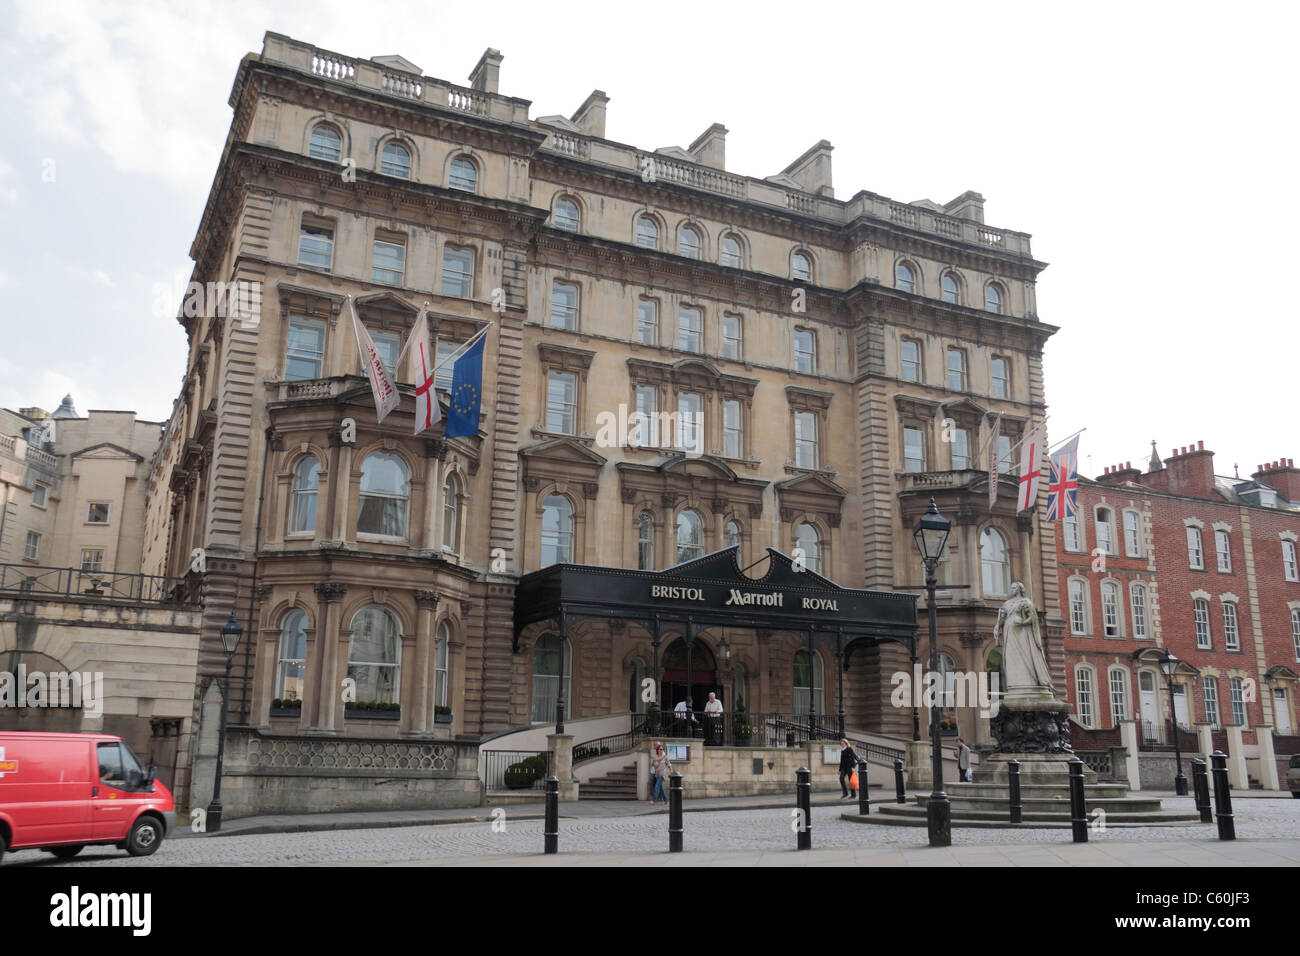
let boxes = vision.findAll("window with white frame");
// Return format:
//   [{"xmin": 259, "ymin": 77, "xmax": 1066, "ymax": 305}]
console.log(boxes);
[
  {"xmin": 1075, "ymin": 667, "xmax": 1094, "ymax": 728},
  {"xmin": 1064, "ymin": 511, "xmax": 1082, "ymax": 551},
  {"xmin": 1187, "ymin": 526, "xmax": 1204, "ymax": 569},
  {"xmin": 951, "ymin": 427, "xmax": 971, "ymax": 470},
  {"xmin": 637, "ymin": 298, "xmax": 658, "ymax": 345},
  {"xmin": 358, "ymin": 452, "xmax": 409, "ymax": 538},
  {"xmin": 1069, "ymin": 579, "xmax": 1088, "ymax": 635},
  {"xmin": 441, "ymin": 246, "xmax": 474, "ymax": 298},
  {"xmin": 903, "ymin": 426, "xmax": 926, "ymax": 473},
  {"xmin": 380, "ymin": 141, "xmax": 411, "ymax": 178},
  {"xmin": 298, "ymin": 220, "xmax": 334, "ymax": 272},
  {"xmin": 676, "ymin": 509, "xmax": 704, "ymax": 563},
  {"xmin": 677, "ymin": 392, "xmax": 703, "ymax": 453},
  {"xmin": 678, "ymin": 225, "xmax": 700, "ymax": 259},
  {"xmin": 721, "ymin": 314, "xmax": 742, "ymax": 360},
  {"xmin": 794, "ymin": 411, "xmax": 818, "ymax": 469},
  {"xmin": 289, "ymin": 456, "xmax": 321, "ymax": 534},
  {"xmin": 546, "ymin": 370, "xmax": 577, "ymax": 434},
  {"xmin": 1102, "ymin": 581, "xmax": 1121, "ymax": 637},
  {"xmin": 900, "ymin": 339, "xmax": 921, "ymax": 383},
  {"xmin": 941, "ymin": 272, "xmax": 960, "ymax": 305},
  {"xmin": 371, "ymin": 330, "xmax": 400, "ymax": 379},
  {"xmin": 554, "ymin": 196, "xmax": 580, "ymax": 232},
  {"xmin": 998, "ymin": 434, "xmax": 1015, "ymax": 475},
  {"xmin": 1130, "ymin": 583, "xmax": 1148, "ymax": 639},
  {"xmin": 1228, "ymin": 676, "xmax": 1246, "ymax": 726},
  {"xmin": 794, "ymin": 523, "xmax": 822, "ymax": 575},
  {"xmin": 637, "ymin": 512, "xmax": 654, "ymax": 570},
  {"xmin": 793, "ymin": 329, "xmax": 816, "ymax": 374},
  {"xmin": 32, "ymin": 484, "xmax": 47, "ymax": 508},
  {"xmin": 448, "ymin": 155, "xmax": 477, "ymax": 192},
  {"xmin": 634, "ymin": 385, "xmax": 658, "ymax": 447},
  {"xmin": 86, "ymin": 501, "xmax": 110, "ymax": 524},
  {"xmin": 1124, "ymin": 510, "xmax": 1142, "ymax": 557},
  {"xmin": 541, "ymin": 496, "xmax": 574, "ymax": 566},
  {"xmin": 348, "ymin": 606, "xmax": 401, "ymax": 706},
  {"xmin": 372, "ymin": 235, "xmax": 406, "ymax": 286},
  {"xmin": 636, "ymin": 215, "xmax": 659, "ymax": 249},
  {"xmin": 723, "ymin": 400, "xmax": 743, "ymax": 458},
  {"xmin": 309, "ymin": 123, "xmax": 342, "ymax": 162},
  {"xmin": 531, "ymin": 634, "xmax": 571, "ymax": 723},
  {"xmin": 1109, "ymin": 668, "xmax": 1128, "ymax": 723},
  {"xmin": 1222, "ymin": 602, "xmax": 1239, "ymax": 651},
  {"xmin": 285, "ymin": 317, "xmax": 326, "ymax": 380},
  {"xmin": 23, "ymin": 531, "xmax": 39, "ymax": 561},
  {"xmin": 725, "ymin": 519, "xmax": 742, "ymax": 549},
  {"xmin": 442, "ymin": 473, "xmax": 460, "ymax": 551},
  {"xmin": 1284, "ymin": 540, "xmax": 1299, "ymax": 581},
  {"xmin": 434, "ymin": 339, "xmax": 459, "ymax": 390},
  {"xmin": 1095, "ymin": 507, "xmax": 1114, "ymax": 555},
  {"xmin": 435, "ymin": 621, "xmax": 450, "ymax": 708},
  {"xmin": 1203, "ymin": 676, "xmax": 1220, "ymax": 727},
  {"xmin": 678, "ymin": 306, "xmax": 702, "ymax": 352},
  {"xmin": 276, "ymin": 610, "xmax": 308, "ymax": 701},
  {"xmin": 1215, "ymin": 529, "xmax": 1231, "ymax": 572},
  {"xmin": 720, "ymin": 234, "xmax": 742, "ymax": 268},
  {"xmin": 551, "ymin": 280, "xmax": 579, "ymax": 330},
  {"xmin": 793, "ymin": 650, "xmax": 825, "ymax": 716},
  {"xmin": 80, "ymin": 549, "xmax": 104, "ymax": 573},
  {"xmin": 1194, "ymin": 598, "xmax": 1212, "ymax": 648},
  {"xmin": 991, "ymin": 356, "xmax": 1009, "ymax": 399},
  {"xmin": 946, "ymin": 347, "xmax": 967, "ymax": 390},
  {"xmin": 792, "ymin": 251, "xmax": 813, "ymax": 282},
  {"xmin": 981, "ymin": 528, "xmax": 1009, "ymax": 597},
  {"xmin": 984, "ymin": 282, "xmax": 1003, "ymax": 314},
  {"xmin": 896, "ymin": 261, "xmax": 915, "ymax": 294},
  {"xmin": 1292, "ymin": 608, "xmax": 1300, "ymax": 661}
]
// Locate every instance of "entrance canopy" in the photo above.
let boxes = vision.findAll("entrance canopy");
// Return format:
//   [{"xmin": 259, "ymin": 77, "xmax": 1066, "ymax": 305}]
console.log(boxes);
[{"xmin": 513, "ymin": 546, "xmax": 917, "ymax": 652}]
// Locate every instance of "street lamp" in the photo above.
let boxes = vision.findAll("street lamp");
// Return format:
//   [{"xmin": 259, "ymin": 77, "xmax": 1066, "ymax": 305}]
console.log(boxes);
[
  {"xmin": 1158, "ymin": 651, "xmax": 1189, "ymax": 796},
  {"xmin": 206, "ymin": 610, "xmax": 243, "ymax": 831},
  {"xmin": 912, "ymin": 498, "xmax": 952, "ymax": 847}
]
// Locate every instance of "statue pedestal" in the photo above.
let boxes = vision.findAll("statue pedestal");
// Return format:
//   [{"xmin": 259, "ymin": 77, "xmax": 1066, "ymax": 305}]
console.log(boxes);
[{"xmin": 981, "ymin": 697, "xmax": 1095, "ymax": 783}]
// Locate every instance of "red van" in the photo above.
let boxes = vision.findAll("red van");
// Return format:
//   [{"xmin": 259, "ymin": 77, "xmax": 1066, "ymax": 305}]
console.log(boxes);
[{"xmin": 0, "ymin": 731, "xmax": 175, "ymax": 863}]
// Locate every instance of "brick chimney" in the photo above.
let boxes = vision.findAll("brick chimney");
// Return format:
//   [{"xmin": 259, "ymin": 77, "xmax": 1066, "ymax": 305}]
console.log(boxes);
[
  {"xmin": 1252, "ymin": 458, "xmax": 1300, "ymax": 502},
  {"xmin": 1096, "ymin": 461, "xmax": 1141, "ymax": 486},
  {"xmin": 1143, "ymin": 441, "xmax": 1216, "ymax": 498}
]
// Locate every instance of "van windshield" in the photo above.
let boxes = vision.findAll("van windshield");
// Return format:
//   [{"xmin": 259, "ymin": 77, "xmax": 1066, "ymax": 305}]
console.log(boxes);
[{"xmin": 97, "ymin": 741, "xmax": 152, "ymax": 792}]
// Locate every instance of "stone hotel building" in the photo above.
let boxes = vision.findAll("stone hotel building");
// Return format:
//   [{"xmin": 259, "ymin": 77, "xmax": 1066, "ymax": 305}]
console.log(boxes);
[{"xmin": 147, "ymin": 32, "xmax": 1061, "ymax": 813}]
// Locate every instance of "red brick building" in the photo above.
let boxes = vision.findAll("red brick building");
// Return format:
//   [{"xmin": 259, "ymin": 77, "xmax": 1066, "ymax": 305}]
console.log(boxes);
[{"xmin": 1058, "ymin": 443, "xmax": 1300, "ymax": 775}]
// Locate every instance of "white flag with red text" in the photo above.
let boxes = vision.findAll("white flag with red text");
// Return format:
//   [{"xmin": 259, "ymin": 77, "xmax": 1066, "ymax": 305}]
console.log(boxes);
[
  {"xmin": 349, "ymin": 296, "xmax": 400, "ymax": 423},
  {"xmin": 408, "ymin": 307, "xmax": 441, "ymax": 435},
  {"xmin": 1016, "ymin": 424, "xmax": 1046, "ymax": 513}
]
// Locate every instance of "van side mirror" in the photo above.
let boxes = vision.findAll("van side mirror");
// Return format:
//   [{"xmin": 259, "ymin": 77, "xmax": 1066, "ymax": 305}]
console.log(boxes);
[{"xmin": 146, "ymin": 764, "xmax": 158, "ymax": 788}]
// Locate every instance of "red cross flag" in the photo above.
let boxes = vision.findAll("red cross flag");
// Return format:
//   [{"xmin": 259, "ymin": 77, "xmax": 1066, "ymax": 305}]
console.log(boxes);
[
  {"xmin": 348, "ymin": 296, "xmax": 400, "ymax": 423},
  {"xmin": 1016, "ymin": 424, "xmax": 1046, "ymax": 513},
  {"xmin": 408, "ymin": 307, "xmax": 441, "ymax": 435}
]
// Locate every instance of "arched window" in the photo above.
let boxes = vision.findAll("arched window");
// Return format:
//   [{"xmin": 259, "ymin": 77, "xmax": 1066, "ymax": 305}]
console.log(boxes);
[
  {"xmin": 435, "ymin": 620, "xmax": 450, "ymax": 709},
  {"xmin": 358, "ymin": 452, "xmax": 409, "ymax": 537},
  {"xmin": 289, "ymin": 456, "xmax": 320, "ymax": 534},
  {"xmin": 794, "ymin": 523, "xmax": 821, "ymax": 575},
  {"xmin": 381, "ymin": 141, "xmax": 411, "ymax": 178},
  {"xmin": 984, "ymin": 282, "xmax": 1003, "ymax": 314},
  {"xmin": 792, "ymin": 251, "xmax": 813, "ymax": 282},
  {"xmin": 637, "ymin": 511, "xmax": 654, "ymax": 570},
  {"xmin": 725, "ymin": 519, "xmax": 742, "ymax": 549},
  {"xmin": 275, "ymin": 610, "xmax": 308, "ymax": 701},
  {"xmin": 896, "ymin": 261, "xmax": 915, "ymax": 293},
  {"xmin": 676, "ymin": 510, "xmax": 704, "ymax": 563},
  {"xmin": 531, "ymin": 634, "xmax": 571, "ymax": 723},
  {"xmin": 541, "ymin": 495, "xmax": 574, "ymax": 567},
  {"xmin": 442, "ymin": 473, "xmax": 460, "ymax": 551},
  {"xmin": 941, "ymin": 272, "xmax": 961, "ymax": 305},
  {"xmin": 636, "ymin": 215, "xmax": 659, "ymax": 249},
  {"xmin": 309, "ymin": 123, "xmax": 342, "ymax": 162},
  {"xmin": 554, "ymin": 196, "xmax": 580, "ymax": 232},
  {"xmin": 449, "ymin": 155, "xmax": 478, "ymax": 192},
  {"xmin": 980, "ymin": 528, "xmax": 1009, "ymax": 597},
  {"xmin": 679, "ymin": 225, "xmax": 701, "ymax": 259},
  {"xmin": 720, "ymin": 234, "xmax": 742, "ymax": 268},
  {"xmin": 793, "ymin": 650, "xmax": 825, "ymax": 715},
  {"xmin": 347, "ymin": 606, "xmax": 401, "ymax": 706}
]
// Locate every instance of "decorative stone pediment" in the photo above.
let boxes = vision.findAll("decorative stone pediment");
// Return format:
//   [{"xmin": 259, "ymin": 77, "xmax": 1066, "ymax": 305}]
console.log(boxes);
[
  {"xmin": 941, "ymin": 398, "xmax": 988, "ymax": 428},
  {"xmin": 520, "ymin": 437, "xmax": 607, "ymax": 488},
  {"xmin": 774, "ymin": 472, "xmax": 847, "ymax": 527},
  {"xmin": 785, "ymin": 385, "xmax": 833, "ymax": 412},
  {"xmin": 71, "ymin": 442, "xmax": 142, "ymax": 462},
  {"xmin": 538, "ymin": 342, "xmax": 596, "ymax": 374},
  {"xmin": 277, "ymin": 282, "xmax": 346, "ymax": 326},
  {"xmin": 894, "ymin": 393, "xmax": 941, "ymax": 419},
  {"xmin": 627, "ymin": 356, "xmax": 757, "ymax": 398},
  {"xmin": 617, "ymin": 456, "xmax": 767, "ymax": 518}
]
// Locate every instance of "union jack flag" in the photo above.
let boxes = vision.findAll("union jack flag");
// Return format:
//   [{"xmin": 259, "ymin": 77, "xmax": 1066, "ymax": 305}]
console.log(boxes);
[{"xmin": 1046, "ymin": 436, "xmax": 1080, "ymax": 521}]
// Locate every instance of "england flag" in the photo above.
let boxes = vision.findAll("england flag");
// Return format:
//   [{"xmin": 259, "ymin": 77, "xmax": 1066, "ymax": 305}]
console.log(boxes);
[
  {"xmin": 408, "ymin": 307, "xmax": 441, "ymax": 435},
  {"xmin": 1016, "ymin": 424, "xmax": 1046, "ymax": 513}
]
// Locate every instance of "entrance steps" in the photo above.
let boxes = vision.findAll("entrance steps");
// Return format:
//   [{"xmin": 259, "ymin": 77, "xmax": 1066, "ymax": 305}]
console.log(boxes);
[{"xmin": 580, "ymin": 763, "xmax": 638, "ymax": 800}]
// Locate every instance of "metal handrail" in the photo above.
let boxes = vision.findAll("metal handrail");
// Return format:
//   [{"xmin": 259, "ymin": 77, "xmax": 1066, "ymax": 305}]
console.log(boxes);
[{"xmin": 0, "ymin": 562, "xmax": 200, "ymax": 606}]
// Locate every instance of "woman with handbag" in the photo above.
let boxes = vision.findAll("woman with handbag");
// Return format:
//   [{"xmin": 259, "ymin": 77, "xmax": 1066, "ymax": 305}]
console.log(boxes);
[
  {"xmin": 838, "ymin": 738, "xmax": 860, "ymax": 799},
  {"xmin": 650, "ymin": 743, "xmax": 673, "ymax": 805}
]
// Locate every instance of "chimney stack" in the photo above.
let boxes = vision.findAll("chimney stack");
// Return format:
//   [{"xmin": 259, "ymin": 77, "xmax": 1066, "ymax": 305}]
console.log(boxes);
[
  {"xmin": 468, "ymin": 48, "xmax": 503, "ymax": 93},
  {"xmin": 1140, "ymin": 441, "xmax": 1216, "ymax": 498},
  {"xmin": 1097, "ymin": 461, "xmax": 1141, "ymax": 486},
  {"xmin": 1252, "ymin": 458, "xmax": 1300, "ymax": 502}
]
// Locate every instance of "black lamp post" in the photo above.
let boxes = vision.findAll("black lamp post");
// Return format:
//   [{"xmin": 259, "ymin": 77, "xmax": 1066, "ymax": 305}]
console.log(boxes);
[
  {"xmin": 913, "ymin": 498, "xmax": 952, "ymax": 847},
  {"xmin": 1158, "ymin": 651, "xmax": 1189, "ymax": 796},
  {"xmin": 206, "ymin": 611, "xmax": 243, "ymax": 831}
]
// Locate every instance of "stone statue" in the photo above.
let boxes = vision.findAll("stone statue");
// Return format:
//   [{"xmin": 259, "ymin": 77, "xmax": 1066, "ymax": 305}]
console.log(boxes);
[{"xmin": 995, "ymin": 582, "xmax": 1054, "ymax": 698}]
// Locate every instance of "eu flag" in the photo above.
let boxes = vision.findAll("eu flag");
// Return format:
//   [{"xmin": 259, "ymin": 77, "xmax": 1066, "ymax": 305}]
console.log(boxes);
[{"xmin": 444, "ymin": 334, "xmax": 486, "ymax": 439}]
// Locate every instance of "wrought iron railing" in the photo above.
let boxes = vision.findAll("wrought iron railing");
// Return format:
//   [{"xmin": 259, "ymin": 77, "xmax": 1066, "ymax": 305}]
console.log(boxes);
[
  {"xmin": 0, "ymin": 563, "xmax": 200, "ymax": 606},
  {"xmin": 630, "ymin": 710, "xmax": 904, "ymax": 762},
  {"xmin": 481, "ymin": 749, "xmax": 552, "ymax": 792},
  {"xmin": 572, "ymin": 732, "xmax": 635, "ymax": 765}
]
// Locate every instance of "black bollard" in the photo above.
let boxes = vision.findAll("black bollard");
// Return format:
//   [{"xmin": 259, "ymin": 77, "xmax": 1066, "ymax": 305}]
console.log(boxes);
[
  {"xmin": 796, "ymin": 766, "xmax": 812, "ymax": 850},
  {"xmin": 1192, "ymin": 758, "xmax": 1212, "ymax": 824},
  {"xmin": 857, "ymin": 758, "xmax": 870, "ymax": 816},
  {"xmin": 1008, "ymin": 758, "xmax": 1022, "ymax": 824},
  {"xmin": 668, "ymin": 771, "xmax": 683, "ymax": 853},
  {"xmin": 543, "ymin": 775, "xmax": 559, "ymax": 854},
  {"xmin": 1068, "ymin": 757, "xmax": 1088, "ymax": 843},
  {"xmin": 1210, "ymin": 750, "xmax": 1235, "ymax": 841},
  {"xmin": 893, "ymin": 758, "xmax": 906, "ymax": 804}
]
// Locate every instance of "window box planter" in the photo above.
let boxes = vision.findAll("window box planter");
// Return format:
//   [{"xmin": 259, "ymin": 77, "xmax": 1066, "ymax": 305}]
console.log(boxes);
[
  {"xmin": 434, "ymin": 712, "xmax": 453, "ymax": 724},
  {"xmin": 270, "ymin": 699, "xmax": 303, "ymax": 718},
  {"xmin": 345, "ymin": 703, "xmax": 401, "ymax": 720}
]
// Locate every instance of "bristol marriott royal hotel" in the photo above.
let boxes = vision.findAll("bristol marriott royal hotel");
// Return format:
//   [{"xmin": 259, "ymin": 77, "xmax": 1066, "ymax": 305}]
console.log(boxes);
[{"xmin": 146, "ymin": 32, "xmax": 1059, "ymax": 813}]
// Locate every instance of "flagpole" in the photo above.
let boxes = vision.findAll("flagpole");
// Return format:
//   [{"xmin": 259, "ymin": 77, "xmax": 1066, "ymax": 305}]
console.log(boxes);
[
  {"xmin": 1047, "ymin": 427, "xmax": 1086, "ymax": 454},
  {"xmin": 995, "ymin": 413, "xmax": 1051, "ymax": 460},
  {"xmin": 432, "ymin": 324, "xmax": 491, "ymax": 373}
]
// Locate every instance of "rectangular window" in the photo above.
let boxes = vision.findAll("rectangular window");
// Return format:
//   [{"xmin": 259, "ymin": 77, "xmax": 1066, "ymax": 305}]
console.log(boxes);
[
  {"xmin": 903, "ymin": 426, "xmax": 926, "ymax": 473},
  {"xmin": 946, "ymin": 347, "xmax": 966, "ymax": 391},
  {"xmin": 1229, "ymin": 677, "xmax": 1246, "ymax": 726},
  {"xmin": 24, "ymin": 531, "xmax": 39, "ymax": 561},
  {"xmin": 1223, "ymin": 603, "xmax": 1239, "ymax": 651},
  {"xmin": 1064, "ymin": 513, "xmax": 1081, "ymax": 552},
  {"xmin": 1284, "ymin": 541, "xmax": 1299, "ymax": 581},
  {"xmin": 1294, "ymin": 609, "xmax": 1300, "ymax": 662},
  {"xmin": 997, "ymin": 435, "xmax": 1014, "ymax": 475},
  {"xmin": 677, "ymin": 393, "xmax": 702, "ymax": 453},
  {"xmin": 793, "ymin": 330, "xmax": 816, "ymax": 374},
  {"xmin": 951, "ymin": 427, "xmax": 971, "ymax": 470},
  {"xmin": 794, "ymin": 411, "xmax": 818, "ymax": 469},
  {"xmin": 1069, "ymin": 580, "xmax": 1087, "ymax": 635},
  {"xmin": 678, "ymin": 306, "xmax": 702, "ymax": 353},
  {"xmin": 285, "ymin": 317, "xmax": 326, "ymax": 381},
  {"xmin": 371, "ymin": 330, "xmax": 400, "ymax": 380},
  {"xmin": 32, "ymin": 484, "xmax": 47, "ymax": 508},
  {"xmin": 723, "ymin": 400, "xmax": 742, "ymax": 459},
  {"xmin": 80, "ymin": 549, "xmax": 104, "ymax": 573},
  {"xmin": 1194, "ymin": 599, "xmax": 1211, "ymax": 649},
  {"xmin": 1203, "ymin": 677, "xmax": 1220, "ymax": 728},
  {"xmin": 634, "ymin": 385, "xmax": 658, "ymax": 447},
  {"xmin": 546, "ymin": 371, "xmax": 577, "ymax": 434},
  {"xmin": 297, "ymin": 221, "xmax": 334, "ymax": 272},
  {"xmin": 1075, "ymin": 669, "xmax": 1094, "ymax": 728},
  {"xmin": 900, "ymin": 339, "xmax": 921, "ymax": 383},
  {"xmin": 637, "ymin": 299, "xmax": 658, "ymax": 345},
  {"xmin": 1215, "ymin": 529, "xmax": 1231, "ymax": 572},
  {"xmin": 1102, "ymin": 583, "xmax": 1120, "ymax": 637},
  {"xmin": 435, "ymin": 339, "xmax": 459, "ymax": 390},
  {"xmin": 1095, "ymin": 511, "xmax": 1113, "ymax": 555},
  {"xmin": 1109, "ymin": 670, "xmax": 1127, "ymax": 722},
  {"xmin": 1187, "ymin": 527, "xmax": 1203, "ymax": 569},
  {"xmin": 372, "ymin": 236, "xmax": 406, "ymax": 286},
  {"xmin": 551, "ymin": 280, "xmax": 579, "ymax": 330},
  {"xmin": 991, "ymin": 357, "xmax": 1009, "ymax": 399},
  {"xmin": 1131, "ymin": 585, "xmax": 1148, "ymax": 639},
  {"xmin": 441, "ymin": 247, "xmax": 474, "ymax": 298},
  {"xmin": 721, "ymin": 314, "xmax": 742, "ymax": 360},
  {"xmin": 1124, "ymin": 511, "xmax": 1141, "ymax": 557},
  {"xmin": 86, "ymin": 502, "xmax": 110, "ymax": 524}
]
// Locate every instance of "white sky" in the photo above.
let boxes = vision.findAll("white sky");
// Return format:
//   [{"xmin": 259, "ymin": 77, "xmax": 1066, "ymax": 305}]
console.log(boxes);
[{"xmin": 0, "ymin": 0, "xmax": 1295, "ymax": 480}]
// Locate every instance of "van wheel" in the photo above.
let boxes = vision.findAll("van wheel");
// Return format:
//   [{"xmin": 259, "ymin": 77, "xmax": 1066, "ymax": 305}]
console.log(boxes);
[
  {"xmin": 126, "ymin": 817, "xmax": 163, "ymax": 857},
  {"xmin": 50, "ymin": 845, "xmax": 84, "ymax": 859},
  {"xmin": 0, "ymin": 832, "xmax": 6, "ymax": 864}
]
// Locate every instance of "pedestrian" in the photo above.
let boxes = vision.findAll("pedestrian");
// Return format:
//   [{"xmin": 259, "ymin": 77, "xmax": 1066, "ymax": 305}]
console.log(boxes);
[
  {"xmin": 956, "ymin": 737, "xmax": 971, "ymax": 783},
  {"xmin": 838, "ymin": 738, "xmax": 860, "ymax": 799},
  {"xmin": 650, "ymin": 743, "xmax": 672, "ymax": 805},
  {"xmin": 703, "ymin": 691, "xmax": 723, "ymax": 744}
]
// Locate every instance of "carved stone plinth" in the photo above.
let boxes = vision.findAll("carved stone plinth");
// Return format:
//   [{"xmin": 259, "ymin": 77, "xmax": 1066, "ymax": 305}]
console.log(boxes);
[{"xmin": 990, "ymin": 698, "xmax": 1072, "ymax": 754}]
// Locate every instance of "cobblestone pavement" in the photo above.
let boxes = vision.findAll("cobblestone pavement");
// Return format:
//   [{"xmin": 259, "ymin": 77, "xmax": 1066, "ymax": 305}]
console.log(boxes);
[{"xmin": 5, "ymin": 794, "xmax": 1298, "ymax": 867}]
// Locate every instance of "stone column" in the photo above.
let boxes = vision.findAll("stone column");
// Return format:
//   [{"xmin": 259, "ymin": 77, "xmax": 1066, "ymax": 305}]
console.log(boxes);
[
  {"xmin": 549, "ymin": 733, "xmax": 578, "ymax": 801},
  {"xmin": 410, "ymin": 590, "xmax": 440, "ymax": 735},
  {"xmin": 333, "ymin": 442, "xmax": 354, "ymax": 546},
  {"xmin": 1196, "ymin": 721, "xmax": 1214, "ymax": 760},
  {"xmin": 906, "ymin": 738, "xmax": 931, "ymax": 790},
  {"xmin": 310, "ymin": 582, "xmax": 347, "ymax": 733},
  {"xmin": 1225, "ymin": 724, "xmax": 1248, "ymax": 789},
  {"xmin": 1118, "ymin": 719, "xmax": 1141, "ymax": 791},
  {"xmin": 423, "ymin": 439, "xmax": 445, "ymax": 552},
  {"xmin": 1255, "ymin": 724, "xmax": 1280, "ymax": 790}
]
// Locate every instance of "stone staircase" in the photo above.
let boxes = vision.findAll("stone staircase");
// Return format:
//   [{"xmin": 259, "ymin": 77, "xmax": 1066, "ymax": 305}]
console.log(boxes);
[{"xmin": 580, "ymin": 763, "xmax": 639, "ymax": 800}]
